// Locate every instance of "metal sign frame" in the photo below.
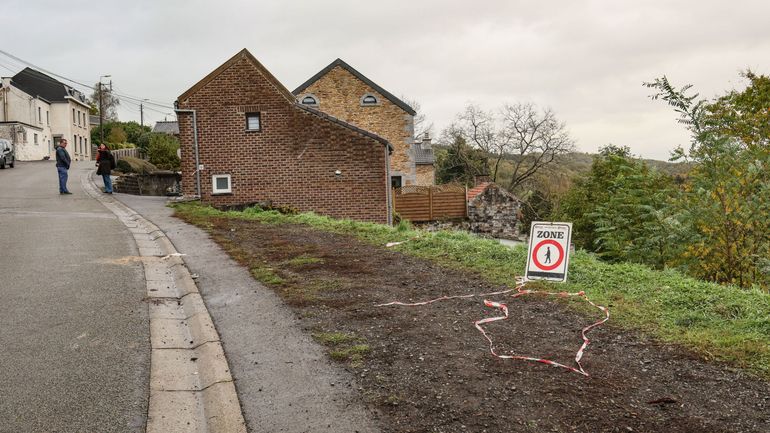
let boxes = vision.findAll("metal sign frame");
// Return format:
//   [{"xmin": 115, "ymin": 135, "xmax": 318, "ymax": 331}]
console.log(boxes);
[{"xmin": 525, "ymin": 221, "xmax": 573, "ymax": 282}]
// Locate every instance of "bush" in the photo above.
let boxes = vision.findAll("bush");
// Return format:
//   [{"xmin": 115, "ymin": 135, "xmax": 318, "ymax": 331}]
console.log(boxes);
[
  {"xmin": 117, "ymin": 156, "xmax": 158, "ymax": 174},
  {"xmin": 146, "ymin": 133, "xmax": 180, "ymax": 171},
  {"xmin": 116, "ymin": 159, "xmax": 133, "ymax": 173}
]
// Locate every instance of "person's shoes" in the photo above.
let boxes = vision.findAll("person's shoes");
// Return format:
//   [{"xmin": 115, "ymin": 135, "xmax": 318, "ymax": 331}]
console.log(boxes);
[
  {"xmin": 105, "ymin": 191, "xmax": 113, "ymax": 194},
  {"xmin": 60, "ymin": 191, "xmax": 72, "ymax": 195}
]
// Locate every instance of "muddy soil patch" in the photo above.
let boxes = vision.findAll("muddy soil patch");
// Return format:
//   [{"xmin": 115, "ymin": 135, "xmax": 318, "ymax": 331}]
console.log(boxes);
[{"xmin": 207, "ymin": 218, "xmax": 770, "ymax": 433}]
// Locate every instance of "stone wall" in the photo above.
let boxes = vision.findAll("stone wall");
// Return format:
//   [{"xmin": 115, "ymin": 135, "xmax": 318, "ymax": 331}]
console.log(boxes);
[
  {"xmin": 468, "ymin": 184, "xmax": 522, "ymax": 240},
  {"xmin": 114, "ymin": 172, "xmax": 181, "ymax": 196},
  {"xmin": 298, "ymin": 66, "xmax": 421, "ymax": 185}
]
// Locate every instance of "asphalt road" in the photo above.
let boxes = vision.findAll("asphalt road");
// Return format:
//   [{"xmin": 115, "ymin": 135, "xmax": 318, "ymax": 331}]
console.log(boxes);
[{"xmin": 0, "ymin": 161, "xmax": 149, "ymax": 432}]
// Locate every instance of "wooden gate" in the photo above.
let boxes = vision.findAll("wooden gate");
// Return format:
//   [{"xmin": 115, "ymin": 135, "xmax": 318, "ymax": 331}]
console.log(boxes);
[{"xmin": 393, "ymin": 184, "xmax": 467, "ymax": 222}]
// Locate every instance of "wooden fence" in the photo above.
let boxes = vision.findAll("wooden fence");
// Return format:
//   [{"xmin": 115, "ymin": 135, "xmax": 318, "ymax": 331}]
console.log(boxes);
[
  {"xmin": 393, "ymin": 184, "xmax": 467, "ymax": 222},
  {"xmin": 111, "ymin": 147, "xmax": 142, "ymax": 160}
]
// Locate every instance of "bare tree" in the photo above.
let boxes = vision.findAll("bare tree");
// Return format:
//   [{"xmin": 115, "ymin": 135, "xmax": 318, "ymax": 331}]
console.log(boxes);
[
  {"xmin": 402, "ymin": 96, "xmax": 434, "ymax": 140},
  {"xmin": 501, "ymin": 103, "xmax": 575, "ymax": 190},
  {"xmin": 457, "ymin": 105, "xmax": 510, "ymax": 181}
]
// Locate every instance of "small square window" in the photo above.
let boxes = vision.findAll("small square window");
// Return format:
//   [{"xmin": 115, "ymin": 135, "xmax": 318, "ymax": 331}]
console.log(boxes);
[
  {"xmin": 246, "ymin": 113, "xmax": 261, "ymax": 131},
  {"xmin": 212, "ymin": 174, "xmax": 232, "ymax": 194}
]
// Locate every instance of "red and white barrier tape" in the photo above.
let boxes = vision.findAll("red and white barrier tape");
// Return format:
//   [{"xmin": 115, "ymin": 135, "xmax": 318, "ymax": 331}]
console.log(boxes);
[{"xmin": 377, "ymin": 277, "xmax": 609, "ymax": 376}]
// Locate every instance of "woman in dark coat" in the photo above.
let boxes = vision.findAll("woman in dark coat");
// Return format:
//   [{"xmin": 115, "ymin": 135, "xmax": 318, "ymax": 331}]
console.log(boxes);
[{"xmin": 96, "ymin": 144, "xmax": 116, "ymax": 194}]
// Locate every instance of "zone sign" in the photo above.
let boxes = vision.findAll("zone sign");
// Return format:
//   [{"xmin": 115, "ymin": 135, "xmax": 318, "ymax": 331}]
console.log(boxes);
[{"xmin": 525, "ymin": 222, "xmax": 573, "ymax": 282}]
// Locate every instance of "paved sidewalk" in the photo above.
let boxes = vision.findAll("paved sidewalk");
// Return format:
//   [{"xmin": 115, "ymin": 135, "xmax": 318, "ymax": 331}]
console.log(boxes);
[{"xmin": 116, "ymin": 194, "xmax": 379, "ymax": 433}]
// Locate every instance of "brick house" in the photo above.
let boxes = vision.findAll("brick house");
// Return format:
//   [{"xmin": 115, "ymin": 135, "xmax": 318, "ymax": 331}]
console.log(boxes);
[
  {"xmin": 175, "ymin": 49, "xmax": 393, "ymax": 224},
  {"xmin": 293, "ymin": 59, "xmax": 435, "ymax": 187}
]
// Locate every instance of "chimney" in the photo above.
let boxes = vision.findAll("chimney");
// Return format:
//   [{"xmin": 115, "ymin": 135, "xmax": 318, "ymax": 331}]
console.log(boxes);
[
  {"xmin": 474, "ymin": 174, "xmax": 491, "ymax": 186},
  {"xmin": 421, "ymin": 132, "xmax": 432, "ymax": 149}
]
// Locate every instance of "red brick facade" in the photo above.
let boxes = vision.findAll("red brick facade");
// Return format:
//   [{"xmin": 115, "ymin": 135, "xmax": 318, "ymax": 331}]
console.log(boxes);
[{"xmin": 176, "ymin": 50, "xmax": 391, "ymax": 224}]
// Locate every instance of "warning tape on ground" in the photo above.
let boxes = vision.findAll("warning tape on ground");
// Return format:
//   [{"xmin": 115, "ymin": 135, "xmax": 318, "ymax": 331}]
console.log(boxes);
[{"xmin": 377, "ymin": 277, "xmax": 609, "ymax": 377}]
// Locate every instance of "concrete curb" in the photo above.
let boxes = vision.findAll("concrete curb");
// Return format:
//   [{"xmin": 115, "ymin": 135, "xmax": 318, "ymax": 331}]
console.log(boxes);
[{"xmin": 81, "ymin": 173, "xmax": 247, "ymax": 433}]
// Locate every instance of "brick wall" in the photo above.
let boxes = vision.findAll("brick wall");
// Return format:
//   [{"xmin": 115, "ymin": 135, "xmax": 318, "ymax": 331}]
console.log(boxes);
[
  {"xmin": 298, "ymin": 66, "xmax": 421, "ymax": 185},
  {"xmin": 177, "ymin": 53, "xmax": 389, "ymax": 224}
]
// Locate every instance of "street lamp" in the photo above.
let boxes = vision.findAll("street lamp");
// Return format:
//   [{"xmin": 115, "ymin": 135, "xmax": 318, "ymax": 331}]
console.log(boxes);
[{"xmin": 99, "ymin": 75, "xmax": 111, "ymax": 146}]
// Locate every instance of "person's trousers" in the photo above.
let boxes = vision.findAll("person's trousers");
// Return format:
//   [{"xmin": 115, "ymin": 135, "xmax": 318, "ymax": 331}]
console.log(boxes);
[
  {"xmin": 102, "ymin": 174, "xmax": 113, "ymax": 193},
  {"xmin": 57, "ymin": 166, "xmax": 69, "ymax": 193}
]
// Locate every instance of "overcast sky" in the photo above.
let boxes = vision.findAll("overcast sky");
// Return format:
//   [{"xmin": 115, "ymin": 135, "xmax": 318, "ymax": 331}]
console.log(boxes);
[{"xmin": 2, "ymin": 0, "xmax": 768, "ymax": 160}]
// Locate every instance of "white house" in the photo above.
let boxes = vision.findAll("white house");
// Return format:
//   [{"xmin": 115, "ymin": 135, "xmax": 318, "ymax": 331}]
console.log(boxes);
[{"xmin": 0, "ymin": 68, "xmax": 92, "ymax": 161}]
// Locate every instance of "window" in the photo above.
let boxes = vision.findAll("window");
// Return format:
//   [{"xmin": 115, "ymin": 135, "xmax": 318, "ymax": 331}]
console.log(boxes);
[
  {"xmin": 212, "ymin": 174, "xmax": 232, "ymax": 194},
  {"xmin": 300, "ymin": 95, "xmax": 318, "ymax": 106},
  {"xmin": 245, "ymin": 113, "xmax": 261, "ymax": 131},
  {"xmin": 38, "ymin": 107, "xmax": 41, "ymax": 122},
  {"xmin": 391, "ymin": 175, "xmax": 403, "ymax": 189},
  {"xmin": 361, "ymin": 94, "xmax": 378, "ymax": 106},
  {"xmin": 72, "ymin": 109, "xmax": 76, "ymax": 124},
  {"xmin": 78, "ymin": 111, "xmax": 81, "ymax": 126},
  {"xmin": 34, "ymin": 133, "xmax": 38, "ymax": 145},
  {"xmin": 46, "ymin": 111, "xmax": 49, "ymax": 125}
]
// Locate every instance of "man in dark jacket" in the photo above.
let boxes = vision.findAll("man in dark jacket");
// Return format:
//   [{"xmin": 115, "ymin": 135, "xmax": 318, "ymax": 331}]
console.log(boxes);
[{"xmin": 55, "ymin": 139, "xmax": 72, "ymax": 194}]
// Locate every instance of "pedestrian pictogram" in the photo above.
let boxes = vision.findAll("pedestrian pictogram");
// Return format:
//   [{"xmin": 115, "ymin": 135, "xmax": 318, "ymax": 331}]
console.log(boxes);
[{"xmin": 526, "ymin": 222, "xmax": 572, "ymax": 282}]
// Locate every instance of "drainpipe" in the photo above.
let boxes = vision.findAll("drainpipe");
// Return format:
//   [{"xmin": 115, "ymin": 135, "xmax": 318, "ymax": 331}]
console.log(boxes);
[
  {"xmin": 385, "ymin": 145, "xmax": 392, "ymax": 226},
  {"xmin": 173, "ymin": 108, "xmax": 201, "ymax": 198}
]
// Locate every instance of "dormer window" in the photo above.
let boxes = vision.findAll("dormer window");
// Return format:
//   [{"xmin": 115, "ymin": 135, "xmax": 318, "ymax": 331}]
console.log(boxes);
[
  {"xmin": 361, "ymin": 94, "xmax": 379, "ymax": 106},
  {"xmin": 299, "ymin": 94, "xmax": 319, "ymax": 107}
]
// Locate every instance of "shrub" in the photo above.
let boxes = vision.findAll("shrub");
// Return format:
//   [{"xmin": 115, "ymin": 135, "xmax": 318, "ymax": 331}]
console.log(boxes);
[
  {"xmin": 116, "ymin": 159, "xmax": 133, "ymax": 173},
  {"xmin": 146, "ymin": 133, "xmax": 180, "ymax": 171}
]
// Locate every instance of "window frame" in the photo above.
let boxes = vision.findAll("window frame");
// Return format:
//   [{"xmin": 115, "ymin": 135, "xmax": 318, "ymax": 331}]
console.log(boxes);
[
  {"xmin": 299, "ymin": 94, "xmax": 319, "ymax": 107},
  {"xmin": 212, "ymin": 174, "xmax": 232, "ymax": 195},
  {"xmin": 245, "ymin": 112, "xmax": 261, "ymax": 132},
  {"xmin": 360, "ymin": 93, "xmax": 379, "ymax": 106}
]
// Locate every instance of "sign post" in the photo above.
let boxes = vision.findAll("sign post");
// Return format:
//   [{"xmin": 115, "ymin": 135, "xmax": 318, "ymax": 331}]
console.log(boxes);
[{"xmin": 525, "ymin": 222, "xmax": 572, "ymax": 282}]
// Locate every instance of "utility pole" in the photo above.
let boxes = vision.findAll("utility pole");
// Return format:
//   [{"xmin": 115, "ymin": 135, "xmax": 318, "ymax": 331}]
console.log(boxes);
[
  {"xmin": 98, "ymin": 75, "xmax": 111, "ymax": 145},
  {"xmin": 140, "ymin": 99, "xmax": 148, "ymax": 128}
]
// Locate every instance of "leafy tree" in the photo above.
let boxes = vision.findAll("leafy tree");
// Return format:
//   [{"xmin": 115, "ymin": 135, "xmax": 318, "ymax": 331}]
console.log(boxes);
[
  {"xmin": 434, "ymin": 126, "xmax": 488, "ymax": 185},
  {"xmin": 645, "ymin": 72, "xmax": 770, "ymax": 288},
  {"xmin": 107, "ymin": 126, "xmax": 127, "ymax": 144},
  {"xmin": 559, "ymin": 145, "xmax": 680, "ymax": 269},
  {"xmin": 120, "ymin": 121, "xmax": 151, "ymax": 146},
  {"xmin": 146, "ymin": 133, "xmax": 180, "ymax": 171}
]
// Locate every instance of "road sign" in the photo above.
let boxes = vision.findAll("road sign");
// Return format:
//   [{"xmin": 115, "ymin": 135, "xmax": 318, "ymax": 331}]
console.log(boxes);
[{"xmin": 525, "ymin": 222, "xmax": 572, "ymax": 282}]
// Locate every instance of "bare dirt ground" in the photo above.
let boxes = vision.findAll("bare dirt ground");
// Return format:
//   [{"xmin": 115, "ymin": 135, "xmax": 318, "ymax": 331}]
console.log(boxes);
[{"xmin": 205, "ymin": 217, "xmax": 770, "ymax": 433}]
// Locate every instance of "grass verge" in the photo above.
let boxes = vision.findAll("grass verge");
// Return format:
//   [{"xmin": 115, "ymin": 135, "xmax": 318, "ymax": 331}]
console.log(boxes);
[{"xmin": 171, "ymin": 201, "xmax": 770, "ymax": 377}]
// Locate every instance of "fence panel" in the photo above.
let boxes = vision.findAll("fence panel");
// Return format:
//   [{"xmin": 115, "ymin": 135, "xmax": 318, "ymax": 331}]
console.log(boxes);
[
  {"xmin": 111, "ymin": 148, "xmax": 141, "ymax": 160},
  {"xmin": 393, "ymin": 184, "xmax": 466, "ymax": 222}
]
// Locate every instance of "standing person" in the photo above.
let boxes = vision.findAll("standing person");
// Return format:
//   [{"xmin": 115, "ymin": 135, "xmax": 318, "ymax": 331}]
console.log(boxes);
[
  {"xmin": 55, "ymin": 139, "xmax": 72, "ymax": 194},
  {"xmin": 96, "ymin": 143, "xmax": 116, "ymax": 194}
]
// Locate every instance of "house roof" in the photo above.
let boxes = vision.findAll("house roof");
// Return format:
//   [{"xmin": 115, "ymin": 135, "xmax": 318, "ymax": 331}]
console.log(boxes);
[
  {"xmin": 12, "ymin": 67, "xmax": 89, "ymax": 106},
  {"xmin": 176, "ymin": 49, "xmax": 392, "ymax": 152},
  {"xmin": 178, "ymin": 49, "xmax": 296, "ymax": 104},
  {"xmin": 467, "ymin": 182, "xmax": 520, "ymax": 203},
  {"xmin": 413, "ymin": 143, "xmax": 434, "ymax": 165},
  {"xmin": 467, "ymin": 182, "xmax": 492, "ymax": 201},
  {"xmin": 292, "ymin": 59, "xmax": 417, "ymax": 116},
  {"xmin": 153, "ymin": 120, "xmax": 179, "ymax": 135}
]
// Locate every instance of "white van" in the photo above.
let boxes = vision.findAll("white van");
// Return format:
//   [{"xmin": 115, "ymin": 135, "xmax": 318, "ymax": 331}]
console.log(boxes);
[{"xmin": 0, "ymin": 139, "xmax": 15, "ymax": 169}]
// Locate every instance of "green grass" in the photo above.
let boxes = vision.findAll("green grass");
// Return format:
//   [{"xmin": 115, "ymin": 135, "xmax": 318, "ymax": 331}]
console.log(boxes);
[
  {"xmin": 283, "ymin": 254, "xmax": 324, "ymax": 266},
  {"xmin": 171, "ymin": 201, "xmax": 770, "ymax": 377}
]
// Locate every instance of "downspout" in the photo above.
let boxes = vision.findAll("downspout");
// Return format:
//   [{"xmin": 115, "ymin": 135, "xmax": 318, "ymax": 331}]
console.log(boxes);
[
  {"xmin": 385, "ymin": 144, "xmax": 392, "ymax": 226},
  {"xmin": 173, "ymin": 107, "xmax": 201, "ymax": 198}
]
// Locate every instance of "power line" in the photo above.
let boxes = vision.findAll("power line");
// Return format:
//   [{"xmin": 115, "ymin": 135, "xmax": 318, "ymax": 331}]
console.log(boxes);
[{"xmin": 0, "ymin": 48, "xmax": 175, "ymax": 109}]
